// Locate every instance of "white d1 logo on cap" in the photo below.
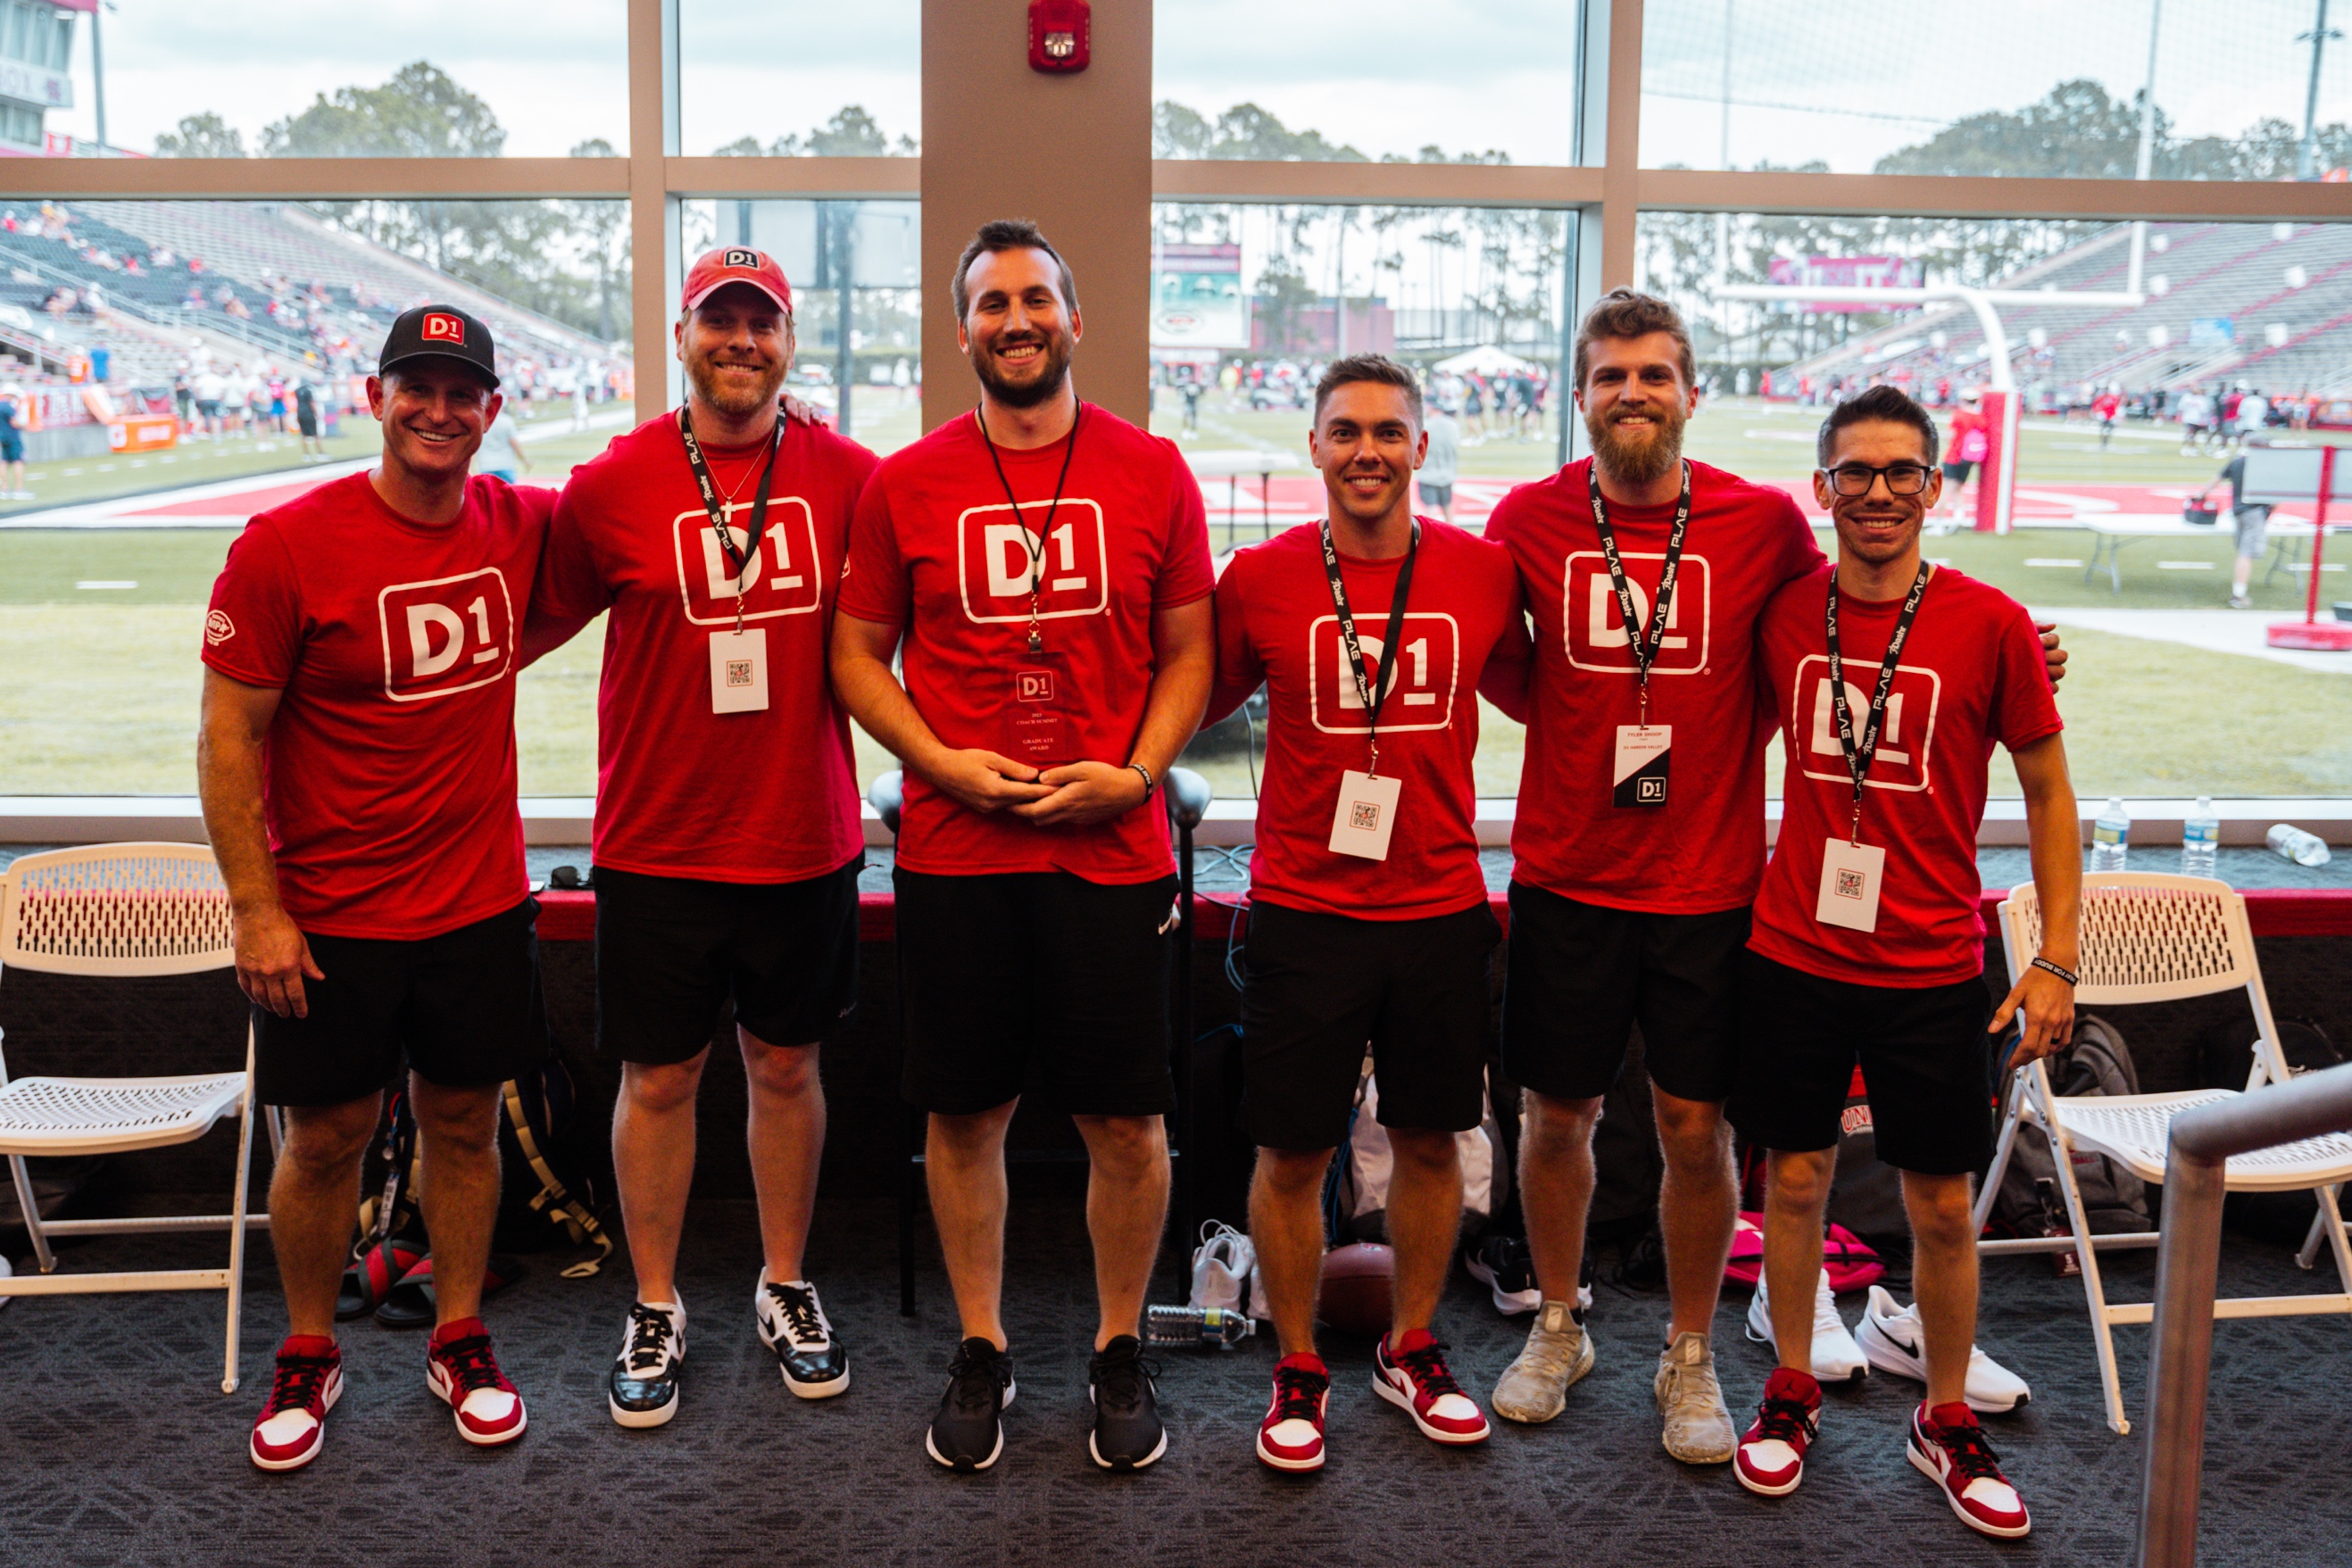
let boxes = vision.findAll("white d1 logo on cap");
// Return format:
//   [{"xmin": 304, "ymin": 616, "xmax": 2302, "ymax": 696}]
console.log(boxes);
[
  {"xmin": 722, "ymin": 248, "xmax": 761, "ymax": 270},
  {"xmin": 377, "ymin": 568, "xmax": 513, "ymax": 701},
  {"xmin": 420, "ymin": 312, "xmax": 466, "ymax": 344}
]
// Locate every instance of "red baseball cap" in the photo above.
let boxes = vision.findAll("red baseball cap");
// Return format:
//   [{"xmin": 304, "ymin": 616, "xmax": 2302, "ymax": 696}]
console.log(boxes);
[{"xmin": 682, "ymin": 246, "xmax": 794, "ymax": 315}]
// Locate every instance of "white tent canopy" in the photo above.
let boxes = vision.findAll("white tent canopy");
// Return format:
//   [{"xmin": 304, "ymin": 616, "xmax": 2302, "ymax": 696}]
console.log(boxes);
[{"xmin": 1433, "ymin": 344, "xmax": 1541, "ymax": 377}]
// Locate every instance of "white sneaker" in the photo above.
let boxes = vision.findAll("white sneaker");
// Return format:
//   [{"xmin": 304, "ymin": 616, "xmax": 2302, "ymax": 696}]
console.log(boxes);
[
  {"xmin": 1856, "ymin": 1285, "xmax": 2031, "ymax": 1414},
  {"xmin": 1745, "ymin": 1272, "xmax": 1868, "ymax": 1383},
  {"xmin": 1190, "ymin": 1221, "xmax": 1257, "ymax": 1316}
]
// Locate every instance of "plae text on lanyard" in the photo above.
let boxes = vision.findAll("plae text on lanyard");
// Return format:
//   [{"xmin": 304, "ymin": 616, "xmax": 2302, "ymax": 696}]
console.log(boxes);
[
  {"xmin": 1320, "ymin": 518, "xmax": 1419, "ymax": 862},
  {"xmin": 978, "ymin": 402, "xmax": 1083, "ymax": 654},
  {"xmin": 677, "ymin": 403, "xmax": 785, "ymax": 635},
  {"xmin": 1589, "ymin": 460, "xmax": 1689, "ymax": 808},
  {"xmin": 1814, "ymin": 560, "xmax": 1931, "ymax": 935}
]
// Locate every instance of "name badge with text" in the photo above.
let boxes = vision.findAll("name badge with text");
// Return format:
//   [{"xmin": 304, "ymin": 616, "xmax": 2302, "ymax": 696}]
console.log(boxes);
[
  {"xmin": 1002, "ymin": 652, "xmax": 1076, "ymax": 767},
  {"xmin": 709, "ymin": 627, "xmax": 769, "ymax": 713},
  {"xmin": 1328, "ymin": 770, "xmax": 1403, "ymax": 861},
  {"xmin": 1612, "ymin": 724, "xmax": 1671, "ymax": 808},
  {"xmin": 1815, "ymin": 838, "xmax": 1887, "ymax": 933}
]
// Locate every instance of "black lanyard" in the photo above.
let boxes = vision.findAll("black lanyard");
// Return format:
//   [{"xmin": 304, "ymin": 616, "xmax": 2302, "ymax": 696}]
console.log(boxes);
[
  {"xmin": 677, "ymin": 405, "xmax": 784, "ymax": 630},
  {"xmin": 1318, "ymin": 519, "xmax": 1419, "ymax": 778},
  {"xmin": 1586, "ymin": 460, "xmax": 1691, "ymax": 726},
  {"xmin": 1824, "ymin": 560, "xmax": 1932, "ymax": 844},
  {"xmin": 977, "ymin": 402, "xmax": 1083, "ymax": 652}
]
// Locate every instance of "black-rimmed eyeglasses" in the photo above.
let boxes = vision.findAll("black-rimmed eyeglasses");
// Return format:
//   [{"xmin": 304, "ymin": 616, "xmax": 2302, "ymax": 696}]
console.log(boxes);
[{"xmin": 1821, "ymin": 462, "xmax": 1933, "ymax": 496}]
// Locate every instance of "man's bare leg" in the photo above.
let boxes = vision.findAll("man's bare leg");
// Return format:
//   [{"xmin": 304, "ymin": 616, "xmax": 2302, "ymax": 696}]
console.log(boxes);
[
  {"xmin": 927, "ymin": 1102, "xmax": 1016, "ymax": 1349},
  {"xmin": 269, "ymin": 1094, "xmax": 381, "ymax": 1339},
  {"xmin": 1249, "ymin": 1147, "xmax": 1333, "ymax": 1356},
  {"xmin": 1655, "ymin": 1088, "xmax": 1737, "ymax": 1340},
  {"xmin": 611, "ymin": 1049, "xmax": 707, "ymax": 1307},
  {"xmin": 1384, "ymin": 1127, "xmax": 1464, "ymax": 1337},
  {"xmin": 1071, "ymin": 1114, "xmax": 1169, "ymax": 1350},
  {"xmin": 1763, "ymin": 1149, "xmax": 1836, "ymax": 1373},
  {"xmin": 1903, "ymin": 1171, "xmax": 1980, "ymax": 1411},
  {"xmin": 407, "ymin": 1074, "xmax": 504, "ymax": 1327},
  {"xmin": 1517, "ymin": 1090, "xmax": 1602, "ymax": 1304},
  {"xmin": 742, "ymin": 1028, "xmax": 825, "ymax": 1283}
]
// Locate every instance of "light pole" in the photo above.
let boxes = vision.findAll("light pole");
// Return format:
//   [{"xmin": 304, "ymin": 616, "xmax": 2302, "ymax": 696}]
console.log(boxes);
[
  {"xmin": 2128, "ymin": 0, "xmax": 2161, "ymax": 295},
  {"xmin": 2299, "ymin": 0, "xmax": 2340, "ymax": 181},
  {"xmin": 88, "ymin": 0, "xmax": 109, "ymax": 155}
]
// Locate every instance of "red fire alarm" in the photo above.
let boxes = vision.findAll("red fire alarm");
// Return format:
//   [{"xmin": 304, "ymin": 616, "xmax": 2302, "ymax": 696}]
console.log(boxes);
[{"xmin": 1029, "ymin": 0, "xmax": 1090, "ymax": 72}]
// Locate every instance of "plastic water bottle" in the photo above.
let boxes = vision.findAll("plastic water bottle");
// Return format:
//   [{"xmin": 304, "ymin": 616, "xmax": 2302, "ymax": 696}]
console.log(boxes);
[
  {"xmin": 2267, "ymin": 824, "xmax": 2333, "ymax": 868},
  {"xmin": 1145, "ymin": 1304, "xmax": 1257, "ymax": 1349},
  {"xmin": 2181, "ymin": 797, "xmax": 2222, "ymax": 880},
  {"xmin": 2090, "ymin": 797, "xmax": 2131, "ymax": 872}
]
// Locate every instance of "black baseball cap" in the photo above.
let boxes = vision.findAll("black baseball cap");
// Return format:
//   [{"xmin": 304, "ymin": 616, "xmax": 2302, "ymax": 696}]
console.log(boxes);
[{"xmin": 378, "ymin": 304, "xmax": 498, "ymax": 387}]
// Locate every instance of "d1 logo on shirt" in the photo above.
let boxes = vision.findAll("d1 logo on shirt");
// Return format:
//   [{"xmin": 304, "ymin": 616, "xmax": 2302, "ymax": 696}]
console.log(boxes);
[
  {"xmin": 1791, "ymin": 654, "xmax": 1943, "ymax": 792},
  {"xmin": 1308, "ymin": 611, "xmax": 1459, "ymax": 734},
  {"xmin": 670, "ymin": 500, "xmax": 825, "ymax": 625},
  {"xmin": 1562, "ymin": 552, "xmax": 1713, "ymax": 675},
  {"xmin": 376, "ymin": 568, "xmax": 514, "ymax": 702},
  {"xmin": 957, "ymin": 500, "xmax": 1109, "ymax": 625}
]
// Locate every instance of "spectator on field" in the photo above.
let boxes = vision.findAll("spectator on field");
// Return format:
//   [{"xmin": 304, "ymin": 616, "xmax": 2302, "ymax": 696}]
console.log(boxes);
[
  {"xmin": 2235, "ymin": 388, "xmax": 2270, "ymax": 447},
  {"xmin": 475, "ymin": 402, "xmax": 528, "ymax": 482},
  {"xmin": 2177, "ymin": 386, "xmax": 2215, "ymax": 454},
  {"xmin": 1419, "ymin": 402, "xmax": 1461, "ymax": 526},
  {"xmin": 0, "ymin": 382, "xmax": 29, "ymax": 500},
  {"xmin": 2195, "ymin": 452, "xmax": 2273, "ymax": 610},
  {"xmin": 2092, "ymin": 385, "xmax": 2122, "ymax": 448}
]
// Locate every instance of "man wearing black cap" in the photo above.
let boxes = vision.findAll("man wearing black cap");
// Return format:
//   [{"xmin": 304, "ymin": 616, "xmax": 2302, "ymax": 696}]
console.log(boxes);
[
  {"xmin": 526, "ymin": 247, "xmax": 874, "ymax": 1430},
  {"xmin": 201, "ymin": 305, "xmax": 551, "ymax": 1471}
]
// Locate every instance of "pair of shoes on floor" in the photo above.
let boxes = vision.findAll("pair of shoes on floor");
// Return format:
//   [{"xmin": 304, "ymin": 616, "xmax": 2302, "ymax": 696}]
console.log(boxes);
[
  {"xmin": 1734, "ymin": 1368, "xmax": 2032, "ymax": 1539},
  {"xmin": 1747, "ymin": 1279, "xmax": 2031, "ymax": 1413},
  {"xmin": 610, "ymin": 1273, "xmax": 849, "ymax": 1429},
  {"xmin": 1258, "ymin": 1329, "xmax": 1490, "ymax": 1473},
  {"xmin": 928, "ymin": 1333, "xmax": 1175, "ymax": 1473},
  {"xmin": 250, "ymin": 1317, "xmax": 526, "ymax": 1471}
]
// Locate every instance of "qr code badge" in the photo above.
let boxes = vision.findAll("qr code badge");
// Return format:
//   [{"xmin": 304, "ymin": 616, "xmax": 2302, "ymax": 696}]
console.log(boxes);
[
  {"xmin": 727, "ymin": 659, "xmax": 753, "ymax": 687},
  {"xmin": 1350, "ymin": 801, "xmax": 1382, "ymax": 831},
  {"xmin": 1835, "ymin": 867, "xmax": 1866, "ymax": 900}
]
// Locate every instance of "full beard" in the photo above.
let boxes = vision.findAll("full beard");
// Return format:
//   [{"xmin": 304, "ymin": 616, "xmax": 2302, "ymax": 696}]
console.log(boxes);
[
  {"xmin": 687, "ymin": 353, "xmax": 787, "ymax": 422},
  {"xmin": 971, "ymin": 333, "xmax": 1074, "ymax": 410},
  {"xmin": 1586, "ymin": 402, "xmax": 1687, "ymax": 487}
]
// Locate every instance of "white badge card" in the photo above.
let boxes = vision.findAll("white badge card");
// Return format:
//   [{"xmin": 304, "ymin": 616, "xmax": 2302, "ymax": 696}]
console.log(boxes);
[
  {"xmin": 1327, "ymin": 770, "xmax": 1403, "ymax": 861},
  {"xmin": 1815, "ymin": 838, "xmax": 1887, "ymax": 933},
  {"xmin": 1612, "ymin": 725, "xmax": 1671, "ymax": 809},
  {"xmin": 708, "ymin": 627, "xmax": 770, "ymax": 713}
]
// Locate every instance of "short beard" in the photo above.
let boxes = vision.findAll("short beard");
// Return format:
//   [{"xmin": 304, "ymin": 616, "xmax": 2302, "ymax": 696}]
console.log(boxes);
[
  {"xmin": 970, "ymin": 332, "xmax": 1073, "ymax": 410},
  {"xmin": 1586, "ymin": 401, "xmax": 1687, "ymax": 488},
  {"xmin": 686, "ymin": 351, "xmax": 786, "ymax": 424}
]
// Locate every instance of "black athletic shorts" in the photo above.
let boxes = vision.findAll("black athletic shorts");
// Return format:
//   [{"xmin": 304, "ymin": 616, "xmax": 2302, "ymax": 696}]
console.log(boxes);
[
  {"xmin": 894, "ymin": 867, "xmax": 1178, "ymax": 1118},
  {"xmin": 1241, "ymin": 899, "xmax": 1500, "ymax": 1151},
  {"xmin": 1728, "ymin": 950, "xmax": 1995, "ymax": 1177},
  {"xmin": 1498, "ymin": 880, "xmax": 1750, "ymax": 1105},
  {"xmin": 593, "ymin": 858, "xmax": 861, "ymax": 1066},
  {"xmin": 253, "ymin": 897, "xmax": 547, "ymax": 1108}
]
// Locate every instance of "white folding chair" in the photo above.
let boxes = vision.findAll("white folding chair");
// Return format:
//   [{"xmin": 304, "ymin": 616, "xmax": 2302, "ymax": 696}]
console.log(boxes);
[
  {"xmin": 1974, "ymin": 872, "xmax": 2352, "ymax": 1434},
  {"xmin": 0, "ymin": 842, "xmax": 271, "ymax": 1394}
]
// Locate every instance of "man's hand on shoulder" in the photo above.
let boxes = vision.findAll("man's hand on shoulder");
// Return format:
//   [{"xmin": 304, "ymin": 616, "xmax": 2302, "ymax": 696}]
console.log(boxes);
[
  {"xmin": 1007, "ymin": 759, "xmax": 1151, "ymax": 829},
  {"xmin": 2035, "ymin": 620, "xmax": 2069, "ymax": 684}
]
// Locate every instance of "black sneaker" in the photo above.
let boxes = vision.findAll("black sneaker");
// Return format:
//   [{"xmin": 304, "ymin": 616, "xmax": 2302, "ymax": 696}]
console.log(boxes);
[
  {"xmin": 609, "ymin": 1300, "xmax": 686, "ymax": 1430},
  {"xmin": 754, "ymin": 1275, "xmax": 849, "ymax": 1398},
  {"xmin": 1088, "ymin": 1335, "xmax": 1167, "ymax": 1472},
  {"xmin": 927, "ymin": 1337, "xmax": 1015, "ymax": 1472},
  {"xmin": 1464, "ymin": 1233, "xmax": 1541, "ymax": 1315}
]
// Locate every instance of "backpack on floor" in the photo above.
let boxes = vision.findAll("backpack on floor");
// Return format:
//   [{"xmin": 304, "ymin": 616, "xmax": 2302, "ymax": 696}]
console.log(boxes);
[
  {"xmin": 2200, "ymin": 1016, "xmax": 2348, "ymax": 1246},
  {"xmin": 1992, "ymin": 1012, "xmax": 2152, "ymax": 1238},
  {"xmin": 354, "ymin": 1089, "xmax": 423, "ymax": 1254},
  {"xmin": 497, "ymin": 1051, "xmax": 612, "ymax": 1279},
  {"xmin": 1327, "ymin": 1063, "xmax": 1506, "ymax": 1244},
  {"xmin": 1725, "ymin": 1212, "xmax": 1885, "ymax": 1291}
]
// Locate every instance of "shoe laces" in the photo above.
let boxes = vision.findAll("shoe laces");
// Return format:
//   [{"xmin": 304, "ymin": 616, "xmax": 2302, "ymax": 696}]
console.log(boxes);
[
  {"xmin": 1270, "ymin": 1362, "xmax": 1329, "ymax": 1424},
  {"xmin": 1093, "ymin": 1341, "xmax": 1160, "ymax": 1408},
  {"xmin": 943, "ymin": 1343, "xmax": 1006, "ymax": 1414},
  {"xmin": 435, "ymin": 1332, "xmax": 510, "ymax": 1396},
  {"xmin": 265, "ymin": 1349, "xmax": 334, "ymax": 1415},
  {"xmin": 622, "ymin": 1302, "xmax": 676, "ymax": 1373},
  {"xmin": 1753, "ymin": 1394, "xmax": 1817, "ymax": 1448},
  {"xmin": 1931, "ymin": 1417, "xmax": 2007, "ymax": 1485},
  {"xmin": 764, "ymin": 1282, "xmax": 828, "ymax": 1346},
  {"xmin": 1392, "ymin": 1338, "xmax": 1465, "ymax": 1400}
]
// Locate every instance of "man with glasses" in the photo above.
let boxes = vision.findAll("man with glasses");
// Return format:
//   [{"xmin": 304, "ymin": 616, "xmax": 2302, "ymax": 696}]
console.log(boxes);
[
  {"xmin": 526, "ymin": 248, "xmax": 873, "ymax": 1430},
  {"xmin": 1729, "ymin": 386, "xmax": 2075, "ymax": 1539},
  {"xmin": 1482, "ymin": 292, "xmax": 2065, "ymax": 1464},
  {"xmin": 830, "ymin": 219, "xmax": 1215, "ymax": 1473}
]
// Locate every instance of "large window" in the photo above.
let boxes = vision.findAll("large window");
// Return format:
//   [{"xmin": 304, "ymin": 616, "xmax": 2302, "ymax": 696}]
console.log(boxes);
[{"xmin": 678, "ymin": 0, "xmax": 918, "ymax": 160}]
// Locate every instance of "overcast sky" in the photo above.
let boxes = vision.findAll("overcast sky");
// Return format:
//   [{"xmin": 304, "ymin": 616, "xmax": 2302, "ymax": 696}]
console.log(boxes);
[{"xmin": 42, "ymin": 0, "xmax": 2352, "ymax": 170}]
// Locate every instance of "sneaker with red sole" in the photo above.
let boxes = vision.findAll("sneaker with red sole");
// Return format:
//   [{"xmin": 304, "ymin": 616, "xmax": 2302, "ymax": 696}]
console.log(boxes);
[
  {"xmin": 1907, "ymin": 1401, "xmax": 2032, "ymax": 1539},
  {"xmin": 249, "ymin": 1335, "xmax": 344, "ymax": 1472},
  {"xmin": 1371, "ymin": 1329, "xmax": 1490, "ymax": 1445},
  {"xmin": 1257, "ymin": 1352, "xmax": 1331, "ymax": 1473},
  {"xmin": 1734, "ymin": 1367, "xmax": 1822, "ymax": 1497},
  {"xmin": 425, "ymin": 1317, "xmax": 528, "ymax": 1447}
]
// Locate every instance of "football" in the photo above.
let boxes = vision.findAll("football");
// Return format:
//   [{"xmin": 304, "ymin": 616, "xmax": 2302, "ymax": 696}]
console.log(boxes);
[{"xmin": 1317, "ymin": 1242, "xmax": 1395, "ymax": 1338}]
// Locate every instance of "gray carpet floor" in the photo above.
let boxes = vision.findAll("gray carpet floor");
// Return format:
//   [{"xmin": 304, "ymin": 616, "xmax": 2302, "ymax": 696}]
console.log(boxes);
[{"xmin": 4, "ymin": 1190, "xmax": 2348, "ymax": 1567}]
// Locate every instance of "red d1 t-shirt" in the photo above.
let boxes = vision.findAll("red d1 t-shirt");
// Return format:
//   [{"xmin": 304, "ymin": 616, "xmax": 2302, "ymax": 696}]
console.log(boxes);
[
  {"xmin": 534, "ymin": 412, "xmax": 877, "ymax": 884},
  {"xmin": 1213, "ymin": 519, "xmax": 1529, "ymax": 922},
  {"xmin": 201, "ymin": 472, "xmax": 553, "ymax": 940},
  {"xmin": 1484, "ymin": 458, "xmax": 1823, "ymax": 915},
  {"xmin": 1749, "ymin": 563, "xmax": 2065, "ymax": 987},
  {"xmin": 837, "ymin": 405, "xmax": 1215, "ymax": 883}
]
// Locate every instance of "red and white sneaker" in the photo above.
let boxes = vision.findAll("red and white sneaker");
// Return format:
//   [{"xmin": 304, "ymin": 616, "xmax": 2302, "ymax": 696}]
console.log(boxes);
[
  {"xmin": 1257, "ymin": 1352, "xmax": 1331, "ymax": 1473},
  {"xmin": 1371, "ymin": 1329, "xmax": 1490, "ymax": 1446},
  {"xmin": 1908, "ymin": 1401, "xmax": 2032, "ymax": 1539},
  {"xmin": 425, "ymin": 1316, "xmax": 528, "ymax": 1447},
  {"xmin": 1733, "ymin": 1367, "xmax": 1822, "ymax": 1497},
  {"xmin": 250, "ymin": 1334, "xmax": 344, "ymax": 1472}
]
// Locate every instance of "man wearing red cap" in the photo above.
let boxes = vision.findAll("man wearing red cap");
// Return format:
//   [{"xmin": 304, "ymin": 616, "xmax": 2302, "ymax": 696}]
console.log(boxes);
[
  {"xmin": 527, "ymin": 248, "xmax": 875, "ymax": 1429},
  {"xmin": 203, "ymin": 304, "xmax": 548, "ymax": 1470},
  {"xmin": 832, "ymin": 219, "xmax": 1215, "ymax": 1473}
]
